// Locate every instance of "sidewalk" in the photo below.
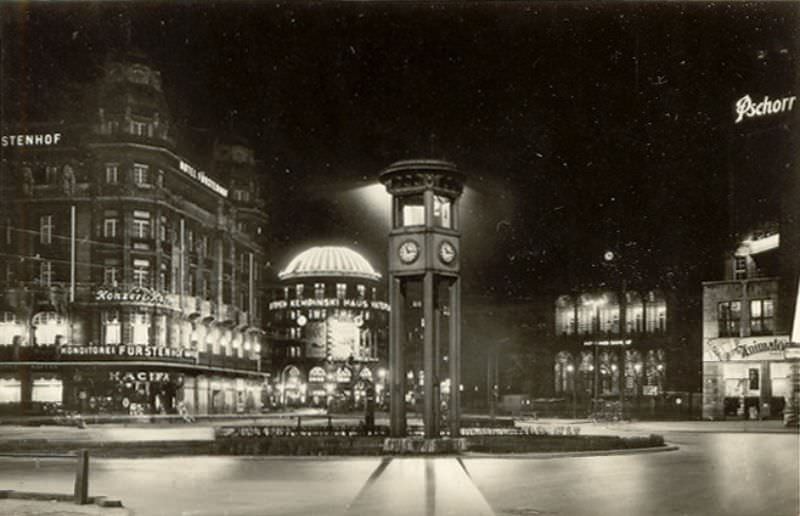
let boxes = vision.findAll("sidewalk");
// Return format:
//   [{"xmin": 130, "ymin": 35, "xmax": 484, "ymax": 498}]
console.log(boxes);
[{"xmin": 0, "ymin": 499, "xmax": 129, "ymax": 516}]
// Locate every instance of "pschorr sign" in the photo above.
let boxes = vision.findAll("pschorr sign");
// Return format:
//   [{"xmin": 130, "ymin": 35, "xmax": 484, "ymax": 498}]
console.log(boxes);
[
  {"xmin": 60, "ymin": 344, "xmax": 198, "ymax": 363},
  {"xmin": 734, "ymin": 94, "xmax": 796, "ymax": 124}
]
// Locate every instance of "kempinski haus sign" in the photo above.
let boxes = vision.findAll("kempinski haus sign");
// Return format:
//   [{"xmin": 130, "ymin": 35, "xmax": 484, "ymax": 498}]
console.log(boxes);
[{"xmin": 268, "ymin": 298, "xmax": 390, "ymax": 312}]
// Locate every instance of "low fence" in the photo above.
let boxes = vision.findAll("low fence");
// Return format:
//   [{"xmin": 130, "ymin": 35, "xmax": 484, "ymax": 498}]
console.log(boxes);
[{"xmin": 0, "ymin": 449, "xmax": 92, "ymax": 505}]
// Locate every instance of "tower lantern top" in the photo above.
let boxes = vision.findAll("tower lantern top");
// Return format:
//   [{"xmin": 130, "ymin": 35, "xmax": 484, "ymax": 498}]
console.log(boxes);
[{"xmin": 379, "ymin": 159, "xmax": 465, "ymax": 198}]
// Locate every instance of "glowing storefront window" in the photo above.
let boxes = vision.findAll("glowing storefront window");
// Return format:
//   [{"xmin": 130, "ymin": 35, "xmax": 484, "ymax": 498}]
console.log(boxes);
[
  {"xmin": 0, "ymin": 378, "xmax": 22, "ymax": 403},
  {"xmin": 309, "ymin": 367, "xmax": 326, "ymax": 383},
  {"xmin": 0, "ymin": 312, "xmax": 24, "ymax": 346},
  {"xmin": 32, "ymin": 378, "xmax": 62, "ymax": 403},
  {"xmin": 336, "ymin": 367, "xmax": 352, "ymax": 384}
]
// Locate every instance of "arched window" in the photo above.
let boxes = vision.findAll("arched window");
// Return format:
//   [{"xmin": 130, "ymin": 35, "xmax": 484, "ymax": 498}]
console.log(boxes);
[
  {"xmin": 308, "ymin": 367, "xmax": 326, "ymax": 383},
  {"xmin": 555, "ymin": 296, "xmax": 575, "ymax": 336},
  {"xmin": 32, "ymin": 312, "xmax": 68, "ymax": 346},
  {"xmin": 336, "ymin": 367, "xmax": 352, "ymax": 384}
]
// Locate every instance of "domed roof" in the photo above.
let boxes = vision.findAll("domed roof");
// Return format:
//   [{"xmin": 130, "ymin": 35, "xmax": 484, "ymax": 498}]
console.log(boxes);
[{"xmin": 279, "ymin": 246, "xmax": 381, "ymax": 281}]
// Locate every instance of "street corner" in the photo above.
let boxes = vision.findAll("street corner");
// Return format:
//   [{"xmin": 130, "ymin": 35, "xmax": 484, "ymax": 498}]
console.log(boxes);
[{"xmin": 0, "ymin": 498, "xmax": 130, "ymax": 516}]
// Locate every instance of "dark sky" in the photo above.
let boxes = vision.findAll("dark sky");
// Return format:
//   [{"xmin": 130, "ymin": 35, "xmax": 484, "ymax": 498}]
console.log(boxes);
[{"xmin": 2, "ymin": 1, "xmax": 797, "ymax": 300}]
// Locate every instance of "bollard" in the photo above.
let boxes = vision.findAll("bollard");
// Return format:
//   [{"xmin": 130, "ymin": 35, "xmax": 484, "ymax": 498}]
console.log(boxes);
[{"xmin": 73, "ymin": 449, "xmax": 89, "ymax": 505}]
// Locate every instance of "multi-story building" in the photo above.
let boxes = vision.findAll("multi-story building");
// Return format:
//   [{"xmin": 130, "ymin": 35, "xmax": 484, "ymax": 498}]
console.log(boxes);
[
  {"xmin": 267, "ymin": 246, "xmax": 389, "ymax": 409},
  {"xmin": 552, "ymin": 288, "xmax": 678, "ymax": 413},
  {"xmin": 0, "ymin": 51, "xmax": 270, "ymax": 416},
  {"xmin": 702, "ymin": 228, "xmax": 799, "ymax": 420}
]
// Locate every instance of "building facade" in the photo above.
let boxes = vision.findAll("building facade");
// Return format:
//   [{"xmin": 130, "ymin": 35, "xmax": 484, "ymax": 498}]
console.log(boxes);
[
  {"xmin": 0, "ymin": 51, "xmax": 270, "ymax": 416},
  {"xmin": 551, "ymin": 288, "xmax": 684, "ymax": 416},
  {"xmin": 267, "ymin": 246, "xmax": 389, "ymax": 409},
  {"xmin": 702, "ymin": 229, "xmax": 799, "ymax": 420}
]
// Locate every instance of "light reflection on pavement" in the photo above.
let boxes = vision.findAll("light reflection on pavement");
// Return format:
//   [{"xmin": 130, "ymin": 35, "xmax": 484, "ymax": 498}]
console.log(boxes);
[{"xmin": 0, "ymin": 429, "xmax": 796, "ymax": 516}]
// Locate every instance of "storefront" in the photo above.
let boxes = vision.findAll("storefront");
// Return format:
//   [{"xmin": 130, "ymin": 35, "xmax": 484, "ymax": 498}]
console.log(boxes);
[{"xmin": 702, "ymin": 335, "xmax": 800, "ymax": 419}]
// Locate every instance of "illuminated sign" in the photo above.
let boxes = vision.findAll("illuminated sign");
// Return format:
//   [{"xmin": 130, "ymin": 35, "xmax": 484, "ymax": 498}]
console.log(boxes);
[
  {"xmin": 109, "ymin": 371, "xmax": 173, "ymax": 382},
  {"xmin": 95, "ymin": 287, "xmax": 168, "ymax": 307},
  {"xmin": 268, "ymin": 298, "xmax": 389, "ymax": 311},
  {"xmin": 1, "ymin": 133, "xmax": 62, "ymax": 147},
  {"xmin": 704, "ymin": 336, "xmax": 797, "ymax": 362},
  {"xmin": 178, "ymin": 160, "xmax": 229, "ymax": 197},
  {"xmin": 734, "ymin": 94, "xmax": 796, "ymax": 124},
  {"xmin": 582, "ymin": 339, "xmax": 632, "ymax": 347},
  {"xmin": 59, "ymin": 344, "xmax": 198, "ymax": 362}
]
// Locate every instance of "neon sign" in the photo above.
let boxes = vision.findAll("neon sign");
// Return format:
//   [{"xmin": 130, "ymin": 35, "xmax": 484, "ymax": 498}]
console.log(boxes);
[{"xmin": 734, "ymin": 94, "xmax": 796, "ymax": 124}]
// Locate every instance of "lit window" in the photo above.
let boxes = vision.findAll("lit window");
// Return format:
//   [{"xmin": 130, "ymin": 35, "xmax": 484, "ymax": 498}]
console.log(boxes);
[
  {"xmin": 399, "ymin": 195, "xmax": 425, "ymax": 227},
  {"xmin": 103, "ymin": 310, "xmax": 121, "ymax": 344},
  {"xmin": 314, "ymin": 283, "xmax": 325, "ymax": 300},
  {"xmin": 295, "ymin": 284, "xmax": 304, "ymax": 299},
  {"xmin": 39, "ymin": 215, "xmax": 53, "ymax": 244},
  {"xmin": 40, "ymin": 260, "xmax": 53, "ymax": 286},
  {"xmin": 159, "ymin": 216, "xmax": 167, "ymax": 242},
  {"xmin": 718, "ymin": 301, "xmax": 741, "ymax": 338},
  {"xmin": 45, "ymin": 166, "xmax": 58, "ymax": 184},
  {"xmin": 734, "ymin": 256, "xmax": 748, "ymax": 280},
  {"xmin": 433, "ymin": 195, "xmax": 452, "ymax": 228},
  {"xmin": 105, "ymin": 163, "xmax": 119, "ymax": 184},
  {"xmin": 336, "ymin": 283, "xmax": 347, "ymax": 300},
  {"xmin": 133, "ymin": 259, "xmax": 150, "ymax": 288},
  {"xmin": 103, "ymin": 260, "xmax": 119, "ymax": 286},
  {"xmin": 133, "ymin": 163, "xmax": 149, "ymax": 185},
  {"xmin": 133, "ymin": 210, "xmax": 151, "ymax": 239},
  {"xmin": 357, "ymin": 285, "xmax": 366, "ymax": 299},
  {"xmin": 131, "ymin": 312, "xmax": 151, "ymax": 345},
  {"xmin": 103, "ymin": 217, "xmax": 118, "ymax": 238},
  {"xmin": 131, "ymin": 121, "xmax": 148, "ymax": 136},
  {"xmin": 750, "ymin": 299, "xmax": 775, "ymax": 336},
  {"xmin": 32, "ymin": 312, "xmax": 67, "ymax": 346}
]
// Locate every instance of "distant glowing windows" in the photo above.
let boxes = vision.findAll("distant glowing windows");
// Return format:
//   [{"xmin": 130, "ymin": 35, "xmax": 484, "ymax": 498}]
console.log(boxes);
[
  {"xmin": 133, "ymin": 259, "xmax": 150, "ymax": 288},
  {"xmin": 133, "ymin": 163, "xmax": 149, "ymax": 185},
  {"xmin": 132, "ymin": 210, "xmax": 151, "ymax": 239},
  {"xmin": 357, "ymin": 285, "xmax": 366, "ymax": 299},
  {"xmin": 336, "ymin": 283, "xmax": 347, "ymax": 300},
  {"xmin": 0, "ymin": 313, "xmax": 23, "ymax": 346},
  {"xmin": 308, "ymin": 367, "xmax": 326, "ymax": 383},
  {"xmin": 103, "ymin": 214, "xmax": 119, "ymax": 238},
  {"xmin": 103, "ymin": 259, "xmax": 120, "ymax": 286},
  {"xmin": 32, "ymin": 312, "xmax": 67, "ymax": 346},
  {"xmin": 314, "ymin": 283, "xmax": 325, "ymax": 301},
  {"xmin": 295, "ymin": 284, "xmax": 304, "ymax": 299},
  {"xmin": 734, "ymin": 256, "xmax": 748, "ymax": 280},
  {"xmin": 131, "ymin": 312, "xmax": 151, "ymax": 346},
  {"xmin": 39, "ymin": 260, "xmax": 53, "ymax": 286}
]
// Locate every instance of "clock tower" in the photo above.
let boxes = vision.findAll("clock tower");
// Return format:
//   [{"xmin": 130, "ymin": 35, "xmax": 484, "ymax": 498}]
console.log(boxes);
[{"xmin": 379, "ymin": 159, "xmax": 465, "ymax": 438}]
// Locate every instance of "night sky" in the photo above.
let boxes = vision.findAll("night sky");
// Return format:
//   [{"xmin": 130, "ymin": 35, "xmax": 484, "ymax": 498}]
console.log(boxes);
[{"xmin": 2, "ymin": 1, "xmax": 797, "ymax": 301}]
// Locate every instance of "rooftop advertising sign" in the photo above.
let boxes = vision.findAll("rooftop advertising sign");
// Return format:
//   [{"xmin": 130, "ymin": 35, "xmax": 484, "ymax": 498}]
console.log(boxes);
[
  {"xmin": 94, "ymin": 287, "xmax": 171, "ymax": 308},
  {"xmin": 734, "ymin": 94, "xmax": 796, "ymax": 124},
  {"xmin": 178, "ymin": 160, "xmax": 229, "ymax": 197},
  {"xmin": 59, "ymin": 344, "xmax": 198, "ymax": 363},
  {"xmin": 268, "ymin": 298, "xmax": 390, "ymax": 311}
]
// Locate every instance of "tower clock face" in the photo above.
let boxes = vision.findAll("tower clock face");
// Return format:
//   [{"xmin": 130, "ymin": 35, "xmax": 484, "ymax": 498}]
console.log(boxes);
[
  {"xmin": 438, "ymin": 241, "xmax": 457, "ymax": 264},
  {"xmin": 398, "ymin": 240, "xmax": 420, "ymax": 264}
]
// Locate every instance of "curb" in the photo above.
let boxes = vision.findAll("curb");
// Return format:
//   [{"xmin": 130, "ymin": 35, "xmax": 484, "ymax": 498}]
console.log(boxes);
[
  {"xmin": 0, "ymin": 489, "xmax": 124, "ymax": 508},
  {"xmin": 460, "ymin": 444, "xmax": 680, "ymax": 459}
]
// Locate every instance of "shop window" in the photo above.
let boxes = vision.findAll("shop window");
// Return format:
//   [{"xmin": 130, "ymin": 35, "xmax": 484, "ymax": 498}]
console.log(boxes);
[
  {"xmin": 133, "ymin": 259, "xmax": 150, "ymax": 288},
  {"xmin": 398, "ymin": 194, "xmax": 425, "ymax": 227},
  {"xmin": 433, "ymin": 195, "xmax": 452, "ymax": 228},
  {"xmin": 131, "ymin": 312, "xmax": 151, "ymax": 345},
  {"xmin": 40, "ymin": 215, "xmax": 54, "ymax": 244},
  {"xmin": 105, "ymin": 163, "xmax": 119, "ymax": 184},
  {"xmin": 750, "ymin": 299, "xmax": 775, "ymax": 336},
  {"xmin": 718, "ymin": 301, "xmax": 741, "ymax": 337},
  {"xmin": 314, "ymin": 283, "xmax": 325, "ymax": 301},
  {"xmin": 32, "ymin": 378, "xmax": 63, "ymax": 403},
  {"xmin": 336, "ymin": 283, "xmax": 347, "ymax": 300},
  {"xmin": 32, "ymin": 312, "xmax": 67, "ymax": 346},
  {"xmin": 133, "ymin": 163, "xmax": 149, "ymax": 185},
  {"xmin": 39, "ymin": 260, "xmax": 53, "ymax": 286},
  {"xmin": 133, "ymin": 210, "xmax": 151, "ymax": 239},
  {"xmin": 103, "ymin": 310, "xmax": 121, "ymax": 345},
  {"xmin": 748, "ymin": 368, "xmax": 760, "ymax": 391},
  {"xmin": 0, "ymin": 379, "xmax": 22, "ymax": 403}
]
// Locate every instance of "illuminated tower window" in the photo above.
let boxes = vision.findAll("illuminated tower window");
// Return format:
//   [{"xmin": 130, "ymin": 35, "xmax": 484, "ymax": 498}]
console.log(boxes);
[
  {"xmin": 433, "ymin": 195, "xmax": 452, "ymax": 228},
  {"xmin": 398, "ymin": 194, "xmax": 425, "ymax": 226}
]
